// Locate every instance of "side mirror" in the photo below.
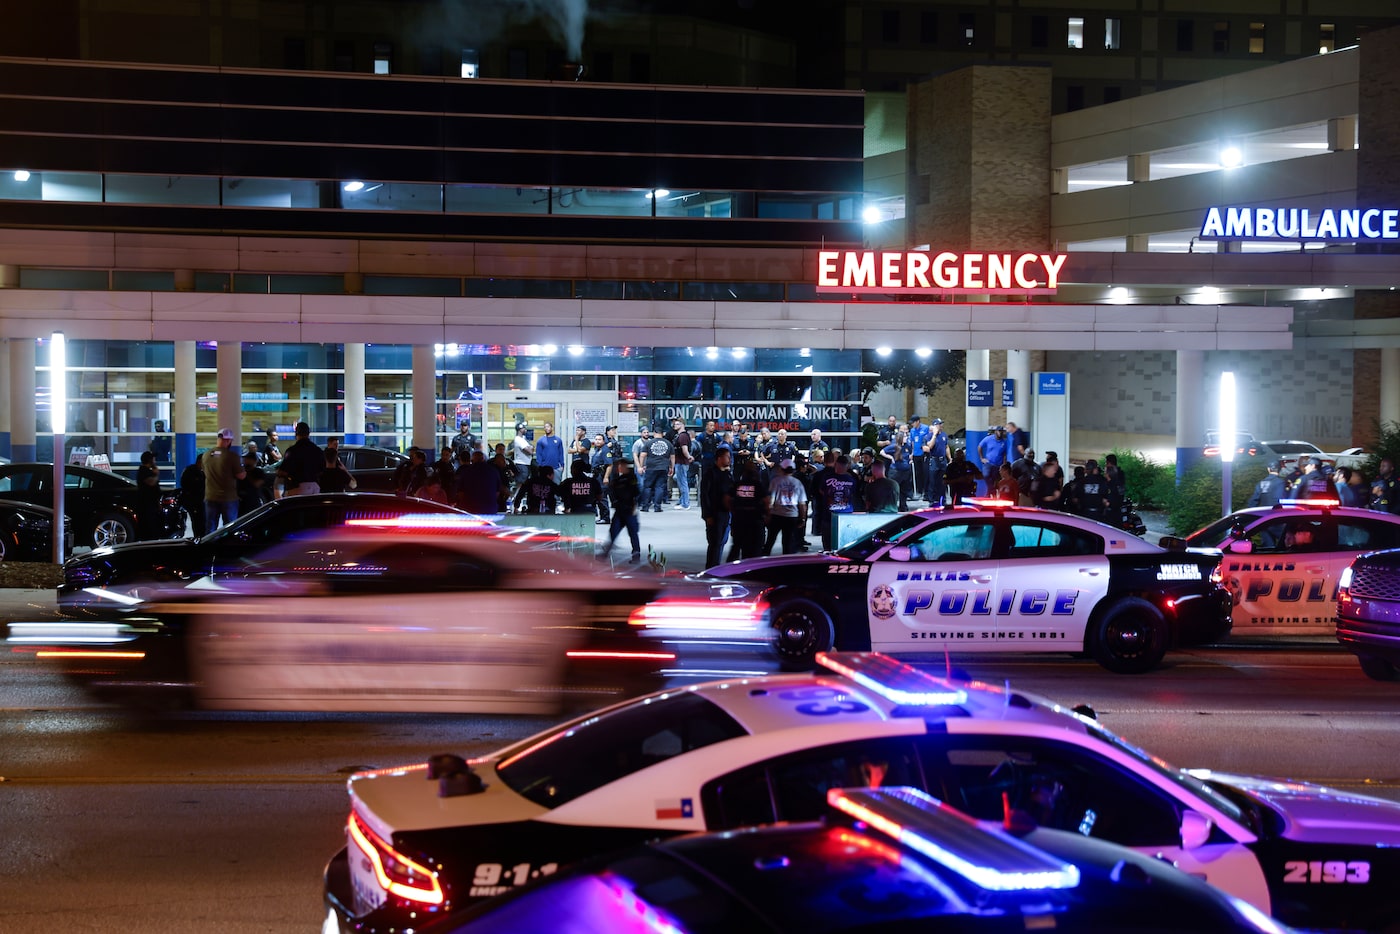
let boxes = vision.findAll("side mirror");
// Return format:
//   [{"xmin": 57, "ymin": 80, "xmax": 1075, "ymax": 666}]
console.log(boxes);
[
  {"xmin": 1226, "ymin": 540, "xmax": 1253, "ymax": 554},
  {"xmin": 1180, "ymin": 809, "xmax": 1214, "ymax": 850},
  {"xmin": 1158, "ymin": 535, "xmax": 1186, "ymax": 551},
  {"xmin": 887, "ymin": 545, "xmax": 913, "ymax": 562}
]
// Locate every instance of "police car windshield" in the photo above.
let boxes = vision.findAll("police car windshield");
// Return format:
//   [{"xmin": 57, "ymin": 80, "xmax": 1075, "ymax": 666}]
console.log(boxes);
[
  {"xmin": 1084, "ymin": 721, "xmax": 1253, "ymax": 831},
  {"xmin": 1185, "ymin": 513, "xmax": 1248, "ymax": 548},
  {"xmin": 838, "ymin": 514, "xmax": 928, "ymax": 560},
  {"xmin": 494, "ymin": 691, "xmax": 748, "ymax": 809}
]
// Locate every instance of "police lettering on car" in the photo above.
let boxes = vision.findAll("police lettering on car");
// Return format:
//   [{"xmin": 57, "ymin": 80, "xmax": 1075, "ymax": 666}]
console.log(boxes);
[{"xmin": 704, "ymin": 500, "xmax": 1231, "ymax": 673}]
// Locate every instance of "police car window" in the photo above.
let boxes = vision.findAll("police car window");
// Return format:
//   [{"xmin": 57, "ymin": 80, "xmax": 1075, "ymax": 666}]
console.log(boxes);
[
  {"xmin": 917, "ymin": 736, "xmax": 1181, "ymax": 847},
  {"xmin": 899, "ymin": 521, "xmax": 995, "ymax": 561},
  {"xmin": 1186, "ymin": 514, "xmax": 1245, "ymax": 548},
  {"xmin": 837, "ymin": 513, "xmax": 925, "ymax": 560},
  {"xmin": 1337, "ymin": 518, "xmax": 1400, "ymax": 551},
  {"xmin": 495, "ymin": 691, "xmax": 747, "ymax": 809},
  {"xmin": 701, "ymin": 739, "xmax": 924, "ymax": 831},
  {"xmin": 1005, "ymin": 521, "xmax": 1100, "ymax": 558}
]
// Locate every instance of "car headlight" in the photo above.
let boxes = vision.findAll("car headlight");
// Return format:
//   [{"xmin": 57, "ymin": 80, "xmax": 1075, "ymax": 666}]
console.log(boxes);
[
  {"xmin": 709, "ymin": 582, "xmax": 750, "ymax": 601},
  {"xmin": 1338, "ymin": 565, "xmax": 1353, "ymax": 592}
]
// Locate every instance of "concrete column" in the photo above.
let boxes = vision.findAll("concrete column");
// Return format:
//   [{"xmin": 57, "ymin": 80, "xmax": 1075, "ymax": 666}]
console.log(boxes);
[
  {"xmin": 174, "ymin": 269, "xmax": 195, "ymax": 292},
  {"xmin": 1328, "ymin": 115, "xmax": 1357, "ymax": 151},
  {"xmin": 1382, "ymin": 348, "xmax": 1400, "ymax": 429},
  {"xmin": 345, "ymin": 343, "xmax": 367, "ymax": 445},
  {"xmin": 1128, "ymin": 153, "xmax": 1151, "ymax": 182},
  {"xmin": 1050, "ymin": 167, "xmax": 1069, "ymax": 195},
  {"xmin": 0, "ymin": 264, "xmax": 18, "ymax": 288},
  {"xmin": 0, "ymin": 339, "xmax": 9, "ymax": 458},
  {"xmin": 10, "ymin": 337, "xmax": 36, "ymax": 461},
  {"xmin": 965, "ymin": 348, "xmax": 990, "ymax": 480},
  {"xmin": 345, "ymin": 272, "xmax": 364, "ymax": 294},
  {"xmin": 1175, "ymin": 350, "xmax": 1204, "ymax": 480},
  {"xmin": 412, "ymin": 344, "xmax": 437, "ymax": 452},
  {"xmin": 174, "ymin": 340, "xmax": 197, "ymax": 474},
  {"xmin": 216, "ymin": 340, "xmax": 243, "ymax": 445},
  {"xmin": 1005, "ymin": 348, "xmax": 1032, "ymax": 452},
  {"xmin": 1127, "ymin": 233, "xmax": 1150, "ymax": 252}
]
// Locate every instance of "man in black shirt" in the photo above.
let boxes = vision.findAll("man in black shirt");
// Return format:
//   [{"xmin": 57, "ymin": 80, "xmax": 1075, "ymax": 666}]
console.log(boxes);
[
  {"xmin": 600, "ymin": 457, "xmax": 643, "ymax": 564},
  {"xmin": 700, "ymin": 446, "xmax": 734, "ymax": 567},
  {"xmin": 562, "ymin": 460, "xmax": 602, "ymax": 515},
  {"xmin": 817, "ymin": 454, "xmax": 859, "ymax": 549},
  {"xmin": 728, "ymin": 459, "xmax": 770, "ymax": 561},
  {"xmin": 275, "ymin": 421, "xmax": 323, "ymax": 497},
  {"xmin": 514, "ymin": 464, "xmax": 561, "ymax": 515}
]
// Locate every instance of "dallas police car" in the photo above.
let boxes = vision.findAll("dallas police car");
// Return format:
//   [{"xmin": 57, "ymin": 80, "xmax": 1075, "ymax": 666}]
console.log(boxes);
[
  {"xmin": 704, "ymin": 500, "xmax": 1231, "ymax": 673},
  {"xmin": 1170, "ymin": 500, "xmax": 1400, "ymax": 636},
  {"xmin": 322, "ymin": 653, "xmax": 1400, "ymax": 933}
]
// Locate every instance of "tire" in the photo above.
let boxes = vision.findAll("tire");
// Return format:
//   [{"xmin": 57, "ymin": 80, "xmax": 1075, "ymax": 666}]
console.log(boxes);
[
  {"xmin": 770, "ymin": 595, "xmax": 835, "ymax": 671},
  {"xmin": 1357, "ymin": 655, "xmax": 1399, "ymax": 682},
  {"xmin": 92, "ymin": 513, "xmax": 136, "ymax": 549},
  {"xmin": 1090, "ymin": 597, "xmax": 1168, "ymax": 674},
  {"xmin": 0, "ymin": 532, "xmax": 12, "ymax": 562}
]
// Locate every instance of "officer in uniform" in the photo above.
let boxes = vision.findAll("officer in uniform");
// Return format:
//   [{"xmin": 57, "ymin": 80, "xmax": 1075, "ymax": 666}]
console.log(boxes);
[
  {"xmin": 907, "ymin": 415, "xmax": 930, "ymax": 502},
  {"xmin": 925, "ymin": 417, "xmax": 949, "ymax": 506},
  {"xmin": 1291, "ymin": 456, "xmax": 1339, "ymax": 501},
  {"xmin": 1077, "ymin": 459, "xmax": 1113, "ymax": 523},
  {"xmin": 1247, "ymin": 460, "xmax": 1288, "ymax": 508},
  {"xmin": 728, "ymin": 455, "xmax": 770, "ymax": 561},
  {"xmin": 1371, "ymin": 458, "xmax": 1400, "ymax": 513},
  {"xmin": 700, "ymin": 446, "xmax": 734, "ymax": 567}
]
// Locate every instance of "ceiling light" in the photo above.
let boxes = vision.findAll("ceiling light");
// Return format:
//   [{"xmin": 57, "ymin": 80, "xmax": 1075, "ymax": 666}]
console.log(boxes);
[
  {"xmin": 13, "ymin": 170, "xmax": 31, "ymax": 182},
  {"xmin": 914, "ymin": 347, "xmax": 932, "ymax": 358},
  {"xmin": 645, "ymin": 188, "xmax": 670, "ymax": 199},
  {"xmin": 876, "ymin": 346, "xmax": 892, "ymax": 357},
  {"xmin": 542, "ymin": 344, "xmax": 558, "ymax": 355},
  {"xmin": 731, "ymin": 347, "xmax": 745, "ymax": 359},
  {"xmin": 568, "ymin": 345, "xmax": 584, "ymax": 356},
  {"xmin": 343, "ymin": 181, "xmax": 365, "ymax": 192},
  {"xmin": 863, "ymin": 206, "xmax": 883, "ymax": 225},
  {"xmin": 1200, "ymin": 286, "xmax": 1220, "ymax": 301},
  {"xmin": 705, "ymin": 346, "xmax": 719, "ymax": 360},
  {"xmin": 1110, "ymin": 287, "xmax": 1129, "ymax": 302},
  {"xmin": 1219, "ymin": 147, "xmax": 1243, "ymax": 168}
]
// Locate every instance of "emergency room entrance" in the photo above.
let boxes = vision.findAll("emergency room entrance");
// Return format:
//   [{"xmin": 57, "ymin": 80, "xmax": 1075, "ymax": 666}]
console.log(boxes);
[{"xmin": 482, "ymin": 392, "xmax": 617, "ymax": 452}]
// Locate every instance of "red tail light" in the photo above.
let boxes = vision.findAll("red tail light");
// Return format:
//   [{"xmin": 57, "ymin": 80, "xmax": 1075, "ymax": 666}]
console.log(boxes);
[{"xmin": 348, "ymin": 811, "xmax": 444, "ymax": 906}]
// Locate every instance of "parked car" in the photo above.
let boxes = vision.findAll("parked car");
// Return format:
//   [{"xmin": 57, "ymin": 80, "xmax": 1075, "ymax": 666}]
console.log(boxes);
[
  {"xmin": 0, "ymin": 499, "xmax": 73, "ymax": 561},
  {"xmin": 1204, "ymin": 431, "xmax": 1277, "ymax": 464},
  {"xmin": 0, "ymin": 462, "xmax": 186, "ymax": 548},
  {"xmin": 1336, "ymin": 549, "xmax": 1400, "ymax": 680},
  {"xmin": 406, "ymin": 787, "xmax": 1288, "ymax": 934},
  {"xmin": 1264, "ymin": 440, "xmax": 1368, "ymax": 476},
  {"xmin": 1165, "ymin": 501, "xmax": 1400, "ymax": 636},
  {"xmin": 338, "ymin": 445, "xmax": 411, "ymax": 492}
]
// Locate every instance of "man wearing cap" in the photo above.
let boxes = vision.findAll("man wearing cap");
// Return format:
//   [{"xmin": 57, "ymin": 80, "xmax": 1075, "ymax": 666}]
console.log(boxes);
[
  {"xmin": 907, "ymin": 415, "xmax": 930, "ymax": 502},
  {"xmin": 977, "ymin": 424, "xmax": 1010, "ymax": 496},
  {"xmin": 763, "ymin": 457, "xmax": 808, "ymax": 555},
  {"xmin": 924, "ymin": 417, "xmax": 949, "ymax": 506},
  {"xmin": 202, "ymin": 427, "xmax": 247, "ymax": 531},
  {"xmin": 275, "ymin": 421, "xmax": 324, "ymax": 498},
  {"xmin": 1291, "ymin": 456, "xmax": 1340, "ymax": 501},
  {"xmin": 1077, "ymin": 459, "xmax": 1113, "ymax": 522},
  {"xmin": 600, "ymin": 455, "xmax": 643, "ymax": 564},
  {"xmin": 589, "ymin": 432, "xmax": 614, "ymax": 524}
]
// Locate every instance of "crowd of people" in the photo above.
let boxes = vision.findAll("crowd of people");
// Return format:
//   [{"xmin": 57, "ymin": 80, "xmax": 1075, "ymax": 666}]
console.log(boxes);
[{"xmin": 1246, "ymin": 455, "xmax": 1400, "ymax": 512}]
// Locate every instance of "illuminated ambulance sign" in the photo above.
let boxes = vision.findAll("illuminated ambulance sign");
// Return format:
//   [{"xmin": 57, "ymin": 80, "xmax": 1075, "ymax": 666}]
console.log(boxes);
[
  {"xmin": 816, "ymin": 250, "xmax": 1068, "ymax": 296},
  {"xmin": 1200, "ymin": 206, "xmax": 1400, "ymax": 241}
]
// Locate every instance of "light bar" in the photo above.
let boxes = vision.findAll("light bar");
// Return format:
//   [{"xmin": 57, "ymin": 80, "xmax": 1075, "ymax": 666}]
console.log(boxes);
[
  {"xmin": 817, "ymin": 652, "xmax": 967, "ymax": 706},
  {"xmin": 963, "ymin": 498, "xmax": 1016, "ymax": 508},
  {"xmin": 1277, "ymin": 498, "xmax": 1339, "ymax": 508},
  {"xmin": 627, "ymin": 600, "xmax": 767, "ymax": 632},
  {"xmin": 564, "ymin": 650, "xmax": 677, "ymax": 661},
  {"xmin": 344, "ymin": 514, "xmax": 493, "ymax": 529},
  {"xmin": 827, "ymin": 787, "xmax": 1080, "ymax": 892}
]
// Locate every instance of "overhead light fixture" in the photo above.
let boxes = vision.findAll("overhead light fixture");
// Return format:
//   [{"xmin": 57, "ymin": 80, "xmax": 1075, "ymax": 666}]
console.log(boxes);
[
  {"xmin": 1110, "ymin": 286, "xmax": 1129, "ymax": 302},
  {"xmin": 862, "ymin": 206, "xmax": 883, "ymax": 225},
  {"xmin": 705, "ymin": 346, "xmax": 719, "ymax": 360},
  {"xmin": 731, "ymin": 347, "xmax": 745, "ymax": 359},
  {"xmin": 1219, "ymin": 147, "xmax": 1243, "ymax": 168},
  {"xmin": 876, "ymin": 346, "xmax": 893, "ymax": 357},
  {"xmin": 343, "ymin": 181, "xmax": 366, "ymax": 192},
  {"xmin": 914, "ymin": 347, "xmax": 933, "ymax": 358},
  {"xmin": 542, "ymin": 344, "xmax": 558, "ymax": 355},
  {"xmin": 13, "ymin": 170, "xmax": 31, "ymax": 182},
  {"xmin": 645, "ymin": 189, "xmax": 670, "ymax": 199},
  {"xmin": 1200, "ymin": 286, "xmax": 1220, "ymax": 302},
  {"xmin": 568, "ymin": 345, "xmax": 584, "ymax": 356}
]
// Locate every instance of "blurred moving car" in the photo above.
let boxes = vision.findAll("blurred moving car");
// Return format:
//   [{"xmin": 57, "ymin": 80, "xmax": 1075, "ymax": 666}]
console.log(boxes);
[
  {"xmin": 321, "ymin": 653, "xmax": 1400, "ymax": 934},
  {"xmin": 1165, "ymin": 501, "xmax": 1400, "ymax": 636},
  {"xmin": 338, "ymin": 445, "xmax": 412, "ymax": 493},
  {"xmin": 1337, "ymin": 550, "xmax": 1400, "ymax": 681},
  {"xmin": 704, "ymin": 499, "xmax": 1229, "ymax": 673},
  {"xmin": 1204, "ymin": 431, "xmax": 1277, "ymax": 464},
  {"xmin": 57, "ymin": 492, "xmax": 478, "ymax": 612},
  {"xmin": 20, "ymin": 523, "xmax": 757, "ymax": 712},
  {"xmin": 0, "ymin": 462, "xmax": 186, "ymax": 548},
  {"xmin": 409, "ymin": 786, "xmax": 1288, "ymax": 934},
  {"xmin": 0, "ymin": 499, "xmax": 73, "ymax": 561}
]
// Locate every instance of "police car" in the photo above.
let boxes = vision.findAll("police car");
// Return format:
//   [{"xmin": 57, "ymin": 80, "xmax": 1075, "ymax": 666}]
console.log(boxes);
[
  {"xmin": 420, "ymin": 787, "xmax": 1285, "ymax": 934},
  {"xmin": 704, "ymin": 500, "xmax": 1231, "ymax": 673},
  {"xmin": 322, "ymin": 653, "xmax": 1400, "ymax": 933},
  {"xmin": 1170, "ymin": 500, "xmax": 1400, "ymax": 636}
]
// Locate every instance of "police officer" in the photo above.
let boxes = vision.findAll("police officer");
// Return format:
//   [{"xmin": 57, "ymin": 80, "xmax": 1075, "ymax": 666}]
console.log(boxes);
[
  {"xmin": 728, "ymin": 455, "xmax": 770, "ymax": 561},
  {"xmin": 925, "ymin": 417, "xmax": 949, "ymax": 506},
  {"xmin": 1246, "ymin": 460, "xmax": 1288, "ymax": 508},
  {"xmin": 906, "ymin": 415, "xmax": 930, "ymax": 501},
  {"xmin": 562, "ymin": 459, "xmax": 602, "ymax": 516},
  {"xmin": 1291, "ymin": 456, "xmax": 1339, "ymax": 501},
  {"xmin": 1077, "ymin": 459, "xmax": 1113, "ymax": 523},
  {"xmin": 1371, "ymin": 458, "xmax": 1400, "ymax": 513},
  {"xmin": 700, "ymin": 446, "xmax": 734, "ymax": 568},
  {"xmin": 977, "ymin": 425, "xmax": 1010, "ymax": 496}
]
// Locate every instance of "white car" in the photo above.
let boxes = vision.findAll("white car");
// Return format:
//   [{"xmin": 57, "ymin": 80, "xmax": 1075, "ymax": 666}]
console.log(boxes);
[
  {"xmin": 1264, "ymin": 440, "xmax": 1368, "ymax": 476},
  {"xmin": 322, "ymin": 652, "xmax": 1400, "ymax": 934},
  {"xmin": 1177, "ymin": 501, "xmax": 1400, "ymax": 635}
]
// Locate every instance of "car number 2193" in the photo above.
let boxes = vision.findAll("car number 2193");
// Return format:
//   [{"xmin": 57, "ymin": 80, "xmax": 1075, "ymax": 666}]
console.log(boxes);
[
  {"xmin": 1281, "ymin": 860, "xmax": 1370, "ymax": 884},
  {"xmin": 469, "ymin": 861, "xmax": 560, "ymax": 897}
]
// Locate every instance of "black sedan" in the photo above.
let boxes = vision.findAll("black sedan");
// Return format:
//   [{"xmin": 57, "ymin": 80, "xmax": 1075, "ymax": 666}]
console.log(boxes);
[
  {"xmin": 404, "ymin": 787, "xmax": 1283, "ymax": 934},
  {"xmin": 339, "ymin": 445, "xmax": 411, "ymax": 493},
  {"xmin": 0, "ymin": 462, "xmax": 185, "ymax": 548},
  {"xmin": 0, "ymin": 499, "xmax": 73, "ymax": 562},
  {"xmin": 57, "ymin": 492, "xmax": 474, "ymax": 612}
]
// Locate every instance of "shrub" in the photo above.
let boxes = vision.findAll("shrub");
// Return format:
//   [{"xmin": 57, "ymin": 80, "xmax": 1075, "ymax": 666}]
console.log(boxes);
[
  {"xmin": 1358, "ymin": 420, "xmax": 1400, "ymax": 481},
  {"xmin": 1166, "ymin": 459, "xmax": 1267, "ymax": 536},
  {"xmin": 1108, "ymin": 448, "xmax": 1176, "ymax": 510}
]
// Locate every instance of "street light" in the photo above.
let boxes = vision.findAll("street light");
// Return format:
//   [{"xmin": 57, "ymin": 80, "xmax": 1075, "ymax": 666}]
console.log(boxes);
[
  {"xmin": 51, "ymin": 331, "xmax": 66, "ymax": 564},
  {"xmin": 1219, "ymin": 371, "xmax": 1236, "ymax": 517}
]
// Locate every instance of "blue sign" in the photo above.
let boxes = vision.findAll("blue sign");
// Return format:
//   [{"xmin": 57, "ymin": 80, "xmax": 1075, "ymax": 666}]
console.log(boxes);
[
  {"xmin": 1037, "ymin": 373, "xmax": 1067, "ymax": 396},
  {"xmin": 967, "ymin": 380, "xmax": 994, "ymax": 406},
  {"xmin": 1001, "ymin": 379, "xmax": 1016, "ymax": 407}
]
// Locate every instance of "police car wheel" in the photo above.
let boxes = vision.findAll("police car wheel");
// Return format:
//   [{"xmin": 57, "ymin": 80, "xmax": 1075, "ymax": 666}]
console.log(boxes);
[
  {"xmin": 770, "ymin": 596, "xmax": 834, "ymax": 671},
  {"xmin": 1357, "ymin": 655, "xmax": 1399, "ymax": 682},
  {"xmin": 1090, "ymin": 597, "xmax": 1167, "ymax": 674}
]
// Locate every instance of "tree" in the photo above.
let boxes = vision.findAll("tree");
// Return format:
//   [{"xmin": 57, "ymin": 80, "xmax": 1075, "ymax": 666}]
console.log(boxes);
[{"xmin": 858, "ymin": 349, "xmax": 965, "ymax": 403}]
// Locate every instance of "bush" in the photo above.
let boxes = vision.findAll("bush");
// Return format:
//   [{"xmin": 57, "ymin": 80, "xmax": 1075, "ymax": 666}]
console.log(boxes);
[
  {"xmin": 1166, "ymin": 459, "xmax": 1267, "ymax": 536},
  {"xmin": 1358, "ymin": 420, "xmax": 1400, "ymax": 481},
  {"xmin": 1108, "ymin": 448, "xmax": 1176, "ymax": 510}
]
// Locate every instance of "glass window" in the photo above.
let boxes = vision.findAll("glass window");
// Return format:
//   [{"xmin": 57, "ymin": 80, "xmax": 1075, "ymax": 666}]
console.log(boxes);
[
  {"xmin": 920, "ymin": 11, "xmax": 937, "ymax": 44},
  {"xmin": 0, "ymin": 170, "xmax": 42, "ymax": 201},
  {"xmin": 445, "ymin": 184, "xmax": 550, "ymax": 215},
  {"xmin": 334, "ymin": 40, "xmax": 355, "ymax": 71},
  {"xmin": 1105, "ymin": 17, "xmax": 1122, "ymax": 50},
  {"xmin": 20, "ymin": 269, "xmax": 108, "ymax": 289},
  {"xmin": 1336, "ymin": 519, "xmax": 1400, "ymax": 552},
  {"xmin": 342, "ymin": 180, "xmax": 443, "ymax": 212},
  {"xmin": 112, "ymin": 271, "xmax": 176, "ymax": 291},
  {"xmin": 1176, "ymin": 18, "xmax": 1194, "ymax": 51},
  {"xmin": 919, "ymin": 735, "xmax": 1183, "ymax": 847},
  {"xmin": 959, "ymin": 12, "xmax": 976, "ymax": 46},
  {"xmin": 1249, "ymin": 22, "xmax": 1265, "ymax": 54},
  {"xmin": 1067, "ymin": 17, "xmax": 1084, "ymax": 49},
  {"xmin": 1246, "ymin": 516, "xmax": 1335, "ymax": 553},
  {"xmin": 1005, "ymin": 521, "xmax": 1100, "ymax": 558},
  {"xmin": 496, "ymin": 691, "xmax": 748, "ymax": 808},
  {"xmin": 881, "ymin": 9, "xmax": 900, "ymax": 43},
  {"xmin": 460, "ymin": 48, "xmax": 479, "ymax": 79},
  {"xmin": 1213, "ymin": 20, "xmax": 1230, "ymax": 53},
  {"xmin": 1030, "ymin": 16, "xmax": 1049, "ymax": 48},
  {"xmin": 38, "ymin": 172, "xmax": 103, "ymax": 203},
  {"xmin": 1066, "ymin": 85, "xmax": 1085, "ymax": 111},
  {"xmin": 373, "ymin": 41, "xmax": 392, "ymax": 75},
  {"xmin": 106, "ymin": 174, "xmax": 218, "ymax": 206},
  {"xmin": 1319, "ymin": 23, "xmax": 1335, "ymax": 55},
  {"xmin": 899, "ymin": 520, "xmax": 996, "ymax": 561}
]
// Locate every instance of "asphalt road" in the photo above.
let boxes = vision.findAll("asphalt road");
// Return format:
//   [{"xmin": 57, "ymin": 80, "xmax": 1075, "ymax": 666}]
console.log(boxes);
[{"xmin": 2, "ymin": 642, "xmax": 1399, "ymax": 933}]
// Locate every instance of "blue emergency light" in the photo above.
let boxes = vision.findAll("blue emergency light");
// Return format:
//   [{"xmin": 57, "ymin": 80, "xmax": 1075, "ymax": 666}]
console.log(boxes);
[{"xmin": 817, "ymin": 652, "xmax": 968, "ymax": 706}]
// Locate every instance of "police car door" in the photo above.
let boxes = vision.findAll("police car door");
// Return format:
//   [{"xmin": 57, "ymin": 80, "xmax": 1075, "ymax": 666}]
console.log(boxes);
[
  {"xmin": 1223, "ymin": 515, "xmax": 1334, "ymax": 635},
  {"xmin": 865, "ymin": 518, "xmax": 1000, "ymax": 651},
  {"xmin": 994, "ymin": 517, "xmax": 1110, "ymax": 650}
]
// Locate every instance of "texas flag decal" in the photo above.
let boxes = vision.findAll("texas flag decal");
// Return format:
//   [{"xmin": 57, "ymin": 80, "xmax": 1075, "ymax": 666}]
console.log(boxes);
[{"xmin": 655, "ymin": 798, "xmax": 694, "ymax": 820}]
